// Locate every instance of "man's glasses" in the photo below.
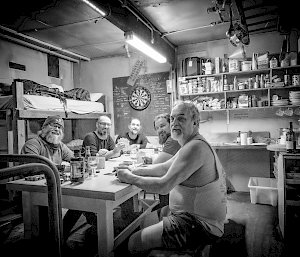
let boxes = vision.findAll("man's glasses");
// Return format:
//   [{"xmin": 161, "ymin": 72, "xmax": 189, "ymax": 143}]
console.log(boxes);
[
  {"xmin": 48, "ymin": 123, "xmax": 63, "ymax": 129},
  {"xmin": 98, "ymin": 122, "xmax": 112, "ymax": 127}
]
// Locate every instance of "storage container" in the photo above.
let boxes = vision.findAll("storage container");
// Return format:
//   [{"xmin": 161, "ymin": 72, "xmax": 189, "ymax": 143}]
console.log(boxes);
[
  {"xmin": 182, "ymin": 57, "xmax": 202, "ymax": 76},
  {"xmin": 228, "ymin": 59, "xmax": 240, "ymax": 72},
  {"xmin": 241, "ymin": 61, "xmax": 252, "ymax": 71},
  {"xmin": 248, "ymin": 177, "xmax": 278, "ymax": 206}
]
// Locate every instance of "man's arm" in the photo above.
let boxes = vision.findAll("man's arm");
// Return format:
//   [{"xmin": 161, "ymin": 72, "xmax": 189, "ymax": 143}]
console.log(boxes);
[
  {"xmin": 20, "ymin": 138, "xmax": 40, "ymax": 155},
  {"xmin": 117, "ymin": 141, "xmax": 202, "ymax": 194},
  {"xmin": 83, "ymin": 133, "xmax": 98, "ymax": 155},
  {"xmin": 61, "ymin": 144, "xmax": 74, "ymax": 162},
  {"xmin": 139, "ymin": 134, "xmax": 149, "ymax": 149},
  {"xmin": 152, "ymin": 151, "xmax": 173, "ymax": 164}
]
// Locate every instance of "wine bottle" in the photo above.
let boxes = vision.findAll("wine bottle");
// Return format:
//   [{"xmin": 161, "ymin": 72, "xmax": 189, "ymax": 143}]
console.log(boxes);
[{"xmin": 286, "ymin": 122, "xmax": 296, "ymax": 153}]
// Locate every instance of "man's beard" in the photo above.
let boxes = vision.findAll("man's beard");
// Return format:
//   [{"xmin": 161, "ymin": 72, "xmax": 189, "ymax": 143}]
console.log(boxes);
[
  {"xmin": 41, "ymin": 128, "xmax": 63, "ymax": 145},
  {"xmin": 158, "ymin": 131, "xmax": 170, "ymax": 145},
  {"xmin": 98, "ymin": 129, "xmax": 108, "ymax": 137}
]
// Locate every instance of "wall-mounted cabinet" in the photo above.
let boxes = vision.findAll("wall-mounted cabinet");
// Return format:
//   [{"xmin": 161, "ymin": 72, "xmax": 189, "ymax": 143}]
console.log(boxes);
[{"xmin": 177, "ymin": 65, "xmax": 300, "ymax": 113}]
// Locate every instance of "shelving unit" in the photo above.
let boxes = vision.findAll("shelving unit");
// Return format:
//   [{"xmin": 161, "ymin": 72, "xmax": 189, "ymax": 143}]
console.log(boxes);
[
  {"xmin": 178, "ymin": 65, "xmax": 300, "ymax": 113},
  {"xmin": 277, "ymin": 153, "xmax": 300, "ymax": 255}
]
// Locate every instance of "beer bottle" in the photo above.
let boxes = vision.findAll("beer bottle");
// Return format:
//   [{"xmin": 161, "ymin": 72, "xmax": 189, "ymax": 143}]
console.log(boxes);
[{"xmin": 85, "ymin": 146, "xmax": 92, "ymax": 177}]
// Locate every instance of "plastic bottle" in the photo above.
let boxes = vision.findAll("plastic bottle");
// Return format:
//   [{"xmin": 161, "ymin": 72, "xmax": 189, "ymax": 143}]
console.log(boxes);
[{"xmin": 70, "ymin": 150, "xmax": 85, "ymax": 183}]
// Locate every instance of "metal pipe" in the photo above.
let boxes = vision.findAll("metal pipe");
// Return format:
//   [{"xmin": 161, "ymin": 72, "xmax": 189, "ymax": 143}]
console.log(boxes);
[
  {"xmin": 0, "ymin": 154, "xmax": 63, "ymax": 257},
  {"xmin": 0, "ymin": 33, "xmax": 79, "ymax": 63},
  {"xmin": 118, "ymin": 0, "xmax": 175, "ymax": 49},
  {"xmin": 0, "ymin": 25, "xmax": 90, "ymax": 61}
]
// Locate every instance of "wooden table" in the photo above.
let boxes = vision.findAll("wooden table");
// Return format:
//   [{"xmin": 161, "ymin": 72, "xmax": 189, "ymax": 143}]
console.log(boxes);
[{"xmin": 6, "ymin": 156, "xmax": 155, "ymax": 257}]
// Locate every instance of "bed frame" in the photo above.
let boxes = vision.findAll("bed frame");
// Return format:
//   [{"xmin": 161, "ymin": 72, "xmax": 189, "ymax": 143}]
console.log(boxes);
[{"xmin": 1, "ymin": 80, "xmax": 110, "ymax": 155}]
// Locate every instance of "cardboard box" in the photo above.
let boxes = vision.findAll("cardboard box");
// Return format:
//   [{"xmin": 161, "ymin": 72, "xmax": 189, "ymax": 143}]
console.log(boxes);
[{"xmin": 248, "ymin": 177, "xmax": 278, "ymax": 206}]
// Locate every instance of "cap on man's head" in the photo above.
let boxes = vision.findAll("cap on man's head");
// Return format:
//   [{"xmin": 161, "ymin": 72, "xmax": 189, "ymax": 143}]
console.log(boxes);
[{"xmin": 43, "ymin": 115, "xmax": 64, "ymax": 129}]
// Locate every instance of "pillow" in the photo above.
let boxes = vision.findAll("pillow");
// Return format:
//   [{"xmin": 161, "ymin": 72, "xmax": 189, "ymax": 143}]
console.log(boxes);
[{"xmin": 90, "ymin": 93, "xmax": 103, "ymax": 102}]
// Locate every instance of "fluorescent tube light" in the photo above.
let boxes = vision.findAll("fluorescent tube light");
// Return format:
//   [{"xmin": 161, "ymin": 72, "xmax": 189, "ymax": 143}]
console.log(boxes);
[
  {"xmin": 82, "ymin": 0, "xmax": 106, "ymax": 16},
  {"xmin": 125, "ymin": 32, "xmax": 167, "ymax": 63}
]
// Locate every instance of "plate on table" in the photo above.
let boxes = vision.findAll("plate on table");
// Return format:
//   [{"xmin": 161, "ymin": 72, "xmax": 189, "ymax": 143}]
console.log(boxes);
[{"xmin": 250, "ymin": 143, "xmax": 267, "ymax": 146}]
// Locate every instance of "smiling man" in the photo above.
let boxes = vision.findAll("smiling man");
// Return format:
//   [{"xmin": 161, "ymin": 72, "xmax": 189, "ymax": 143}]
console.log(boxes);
[
  {"xmin": 116, "ymin": 118, "xmax": 149, "ymax": 150},
  {"xmin": 82, "ymin": 115, "xmax": 124, "ymax": 159},
  {"xmin": 116, "ymin": 101, "xmax": 227, "ymax": 255},
  {"xmin": 20, "ymin": 115, "xmax": 73, "ymax": 164}
]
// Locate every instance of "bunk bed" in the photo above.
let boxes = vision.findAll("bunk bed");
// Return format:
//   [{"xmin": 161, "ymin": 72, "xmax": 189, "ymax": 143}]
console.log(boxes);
[{"xmin": 0, "ymin": 80, "xmax": 109, "ymax": 155}]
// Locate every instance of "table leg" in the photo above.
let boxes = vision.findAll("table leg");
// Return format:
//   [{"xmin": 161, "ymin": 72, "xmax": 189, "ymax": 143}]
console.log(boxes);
[
  {"xmin": 96, "ymin": 201, "xmax": 114, "ymax": 257},
  {"xmin": 22, "ymin": 191, "xmax": 40, "ymax": 239}
]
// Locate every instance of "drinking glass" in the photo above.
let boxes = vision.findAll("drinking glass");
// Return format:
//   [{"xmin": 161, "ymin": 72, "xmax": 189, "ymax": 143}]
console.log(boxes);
[
  {"xmin": 275, "ymin": 108, "xmax": 284, "ymax": 116},
  {"xmin": 88, "ymin": 156, "xmax": 98, "ymax": 177}
]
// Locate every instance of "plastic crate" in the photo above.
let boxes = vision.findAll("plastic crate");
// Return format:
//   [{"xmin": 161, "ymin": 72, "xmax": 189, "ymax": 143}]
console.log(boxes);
[{"xmin": 248, "ymin": 177, "xmax": 278, "ymax": 206}]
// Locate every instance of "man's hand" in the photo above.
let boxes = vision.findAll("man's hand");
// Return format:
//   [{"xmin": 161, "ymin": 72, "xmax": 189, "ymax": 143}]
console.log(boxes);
[
  {"xmin": 113, "ymin": 142, "xmax": 125, "ymax": 153},
  {"xmin": 116, "ymin": 168, "xmax": 133, "ymax": 183},
  {"xmin": 98, "ymin": 148, "xmax": 109, "ymax": 156}
]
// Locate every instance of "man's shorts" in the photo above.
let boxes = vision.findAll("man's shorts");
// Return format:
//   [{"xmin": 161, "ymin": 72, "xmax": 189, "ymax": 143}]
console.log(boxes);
[{"xmin": 162, "ymin": 211, "xmax": 219, "ymax": 250}]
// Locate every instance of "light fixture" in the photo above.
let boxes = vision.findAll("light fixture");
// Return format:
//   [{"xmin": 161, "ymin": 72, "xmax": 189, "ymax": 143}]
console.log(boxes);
[
  {"xmin": 124, "ymin": 31, "xmax": 167, "ymax": 63},
  {"xmin": 81, "ymin": 0, "xmax": 106, "ymax": 16}
]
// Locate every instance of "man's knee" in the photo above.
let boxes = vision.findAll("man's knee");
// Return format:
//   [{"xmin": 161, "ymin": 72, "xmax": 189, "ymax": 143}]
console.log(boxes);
[{"xmin": 128, "ymin": 231, "xmax": 142, "ymax": 254}]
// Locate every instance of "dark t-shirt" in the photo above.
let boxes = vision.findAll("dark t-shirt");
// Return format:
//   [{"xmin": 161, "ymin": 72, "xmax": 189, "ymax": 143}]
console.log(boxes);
[
  {"xmin": 116, "ymin": 132, "xmax": 149, "ymax": 149},
  {"xmin": 82, "ymin": 131, "xmax": 115, "ymax": 156},
  {"xmin": 162, "ymin": 136, "xmax": 181, "ymax": 156}
]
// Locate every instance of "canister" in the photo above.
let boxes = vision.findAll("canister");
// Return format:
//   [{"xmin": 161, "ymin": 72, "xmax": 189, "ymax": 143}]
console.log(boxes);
[{"xmin": 240, "ymin": 132, "xmax": 247, "ymax": 145}]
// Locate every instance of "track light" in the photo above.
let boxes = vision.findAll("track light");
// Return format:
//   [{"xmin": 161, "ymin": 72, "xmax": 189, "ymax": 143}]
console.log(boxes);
[
  {"xmin": 124, "ymin": 31, "xmax": 167, "ymax": 63},
  {"xmin": 81, "ymin": 0, "xmax": 106, "ymax": 16}
]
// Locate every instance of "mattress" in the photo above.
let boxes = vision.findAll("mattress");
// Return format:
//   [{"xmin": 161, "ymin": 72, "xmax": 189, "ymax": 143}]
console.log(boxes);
[{"xmin": 0, "ymin": 94, "xmax": 104, "ymax": 114}]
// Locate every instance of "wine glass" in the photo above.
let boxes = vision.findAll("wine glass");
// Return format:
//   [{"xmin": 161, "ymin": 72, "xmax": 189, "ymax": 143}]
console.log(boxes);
[{"xmin": 88, "ymin": 156, "xmax": 98, "ymax": 177}]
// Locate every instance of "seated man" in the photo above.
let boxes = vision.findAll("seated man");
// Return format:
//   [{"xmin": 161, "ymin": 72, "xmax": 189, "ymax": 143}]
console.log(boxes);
[
  {"xmin": 116, "ymin": 118, "xmax": 149, "ymax": 151},
  {"xmin": 21, "ymin": 115, "xmax": 74, "ymax": 238},
  {"xmin": 116, "ymin": 101, "xmax": 227, "ymax": 255},
  {"xmin": 81, "ymin": 115, "xmax": 124, "ymax": 159},
  {"xmin": 151, "ymin": 113, "xmax": 181, "ymax": 209},
  {"xmin": 63, "ymin": 115, "xmax": 125, "ymax": 240},
  {"xmin": 21, "ymin": 115, "xmax": 73, "ymax": 163}
]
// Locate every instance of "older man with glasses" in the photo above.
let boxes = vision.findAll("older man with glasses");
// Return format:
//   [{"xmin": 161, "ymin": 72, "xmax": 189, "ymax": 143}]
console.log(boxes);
[
  {"xmin": 63, "ymin": 115, "xmax": 125, "ymax": 243},
  {"xmin": 81, "ymin": 115, "xmax": 124, "ymax": 159}
]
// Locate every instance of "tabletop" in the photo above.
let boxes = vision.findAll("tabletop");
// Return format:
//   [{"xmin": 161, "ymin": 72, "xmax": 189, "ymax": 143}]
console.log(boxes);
[{"xmin": 6, "ymin": 155, "xmax": 141, "ymax": 201}]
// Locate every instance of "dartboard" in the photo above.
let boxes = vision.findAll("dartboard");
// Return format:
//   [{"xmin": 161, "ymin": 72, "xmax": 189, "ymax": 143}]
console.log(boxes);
[{"xmin": 128, "ymin": 86, "xmax": 151, "ymax": 110}]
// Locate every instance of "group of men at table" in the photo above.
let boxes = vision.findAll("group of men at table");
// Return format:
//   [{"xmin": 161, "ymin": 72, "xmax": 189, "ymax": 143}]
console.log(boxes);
[{"xmin": 19, "ymin": 101, "xmax": 227, "ymax": 256}]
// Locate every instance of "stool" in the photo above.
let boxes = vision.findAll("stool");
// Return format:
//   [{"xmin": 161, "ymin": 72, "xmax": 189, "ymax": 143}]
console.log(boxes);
[{"xmin": 147, "ymin": 244, "xmax": 211, "ymax": 257}]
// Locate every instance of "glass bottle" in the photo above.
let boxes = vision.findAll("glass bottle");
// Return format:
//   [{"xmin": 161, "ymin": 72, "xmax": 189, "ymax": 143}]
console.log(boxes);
[
  {"xmin": 286, "ymin": 122, "xmax": 296, "ymax": 153},
  {"xmin": 70, "ymin": 150, "xmax": 85, "ymax": 183},
  {"xmin": 237, "ymin": 131, "xmax": 241, "ymax": 144},
  {"xmin": 233, "ymin": 76, "xmax": 237, "ymax": 90},
  {"xmin": 85, "ymin": 146, "xmax": 92, "ymax": 177}
]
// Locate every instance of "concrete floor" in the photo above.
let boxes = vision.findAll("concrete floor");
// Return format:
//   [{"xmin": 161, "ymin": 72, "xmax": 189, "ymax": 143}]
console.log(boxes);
[{"xmin": 0, "ymin": 192, "xmax": 286, "ymax": 257}]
